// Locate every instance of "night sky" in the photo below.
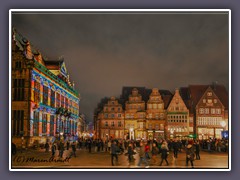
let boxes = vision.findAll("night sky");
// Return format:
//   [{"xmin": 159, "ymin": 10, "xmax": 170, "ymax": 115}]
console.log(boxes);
[{"xmin": 12, "ymin": 11, "xmax": 229, "ymax": 122}]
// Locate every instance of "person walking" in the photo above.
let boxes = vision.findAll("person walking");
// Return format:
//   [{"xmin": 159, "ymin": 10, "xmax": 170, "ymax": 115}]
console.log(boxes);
[
  {"xmin": 137, "ymin": 141, "xmax": 149, "ymax": 168},
  {"xmin": 194, "ymin": 140, "xmax": 200, "ymax": 160},
  {"xmin": 172, "ymin": 139, "xmax": 179, "ymax": 158},
  {"xmin": 111, "ymin": 141, "xmax": 119, "ymax": 166},
  {"xmin": 66, "ymin": 140, "xmax": 70, "ymax": 150},
  {"xmin": 159, "ymin": 142, "xmax": 169, "ymax": 166},
  {"xmin": 127, "ymin": 143, "xmax": 134, "ymax": 164},
  {"xmin": 151, "ymin": 143, "xmax": 159, "ymax": 165},
  {"xmin": 186, "ymin": 144, "xmax": 195, "ymax": 168},
  {"xmin": 51, "ymin": 143, "xmax": 57, "ymax": 157},
  {"xmin": 45, "ymin": 141, "xmax": 50, "ymax": 152},
  {"xmin": 59, "ymin": 141, "xmax": 65, "ymax": 158},
  {"xmin": 108, "ymin": 140, "xmax": 111, "ymax": 152},
  {"xmin": 145, "ymin": 142, "xmax": 151, "ymax": 160},
  {"xmin": 71, "ymin": 141, "xmax": 77, "ymax": 157},
  {"xmin": 88, "ymin": 139, "xmax": 92, "ymax": 153}
]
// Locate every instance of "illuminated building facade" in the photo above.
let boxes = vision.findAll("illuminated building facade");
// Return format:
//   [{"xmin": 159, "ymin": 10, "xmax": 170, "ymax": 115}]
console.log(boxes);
[
  {"xmin": 124, "ymin": 88, "xmax": 146, "ymax": 140},
  {"xmin": 97, "ymin": 97, "xmax": 124, "ymax": 141},
  {"xmin": 166, "ymin": 89, "xmax": 189, "ymax": 139},
  {"xmin": 146, "ymin": 88, "xmax": 166, "ymax": 139},
  {"xmin": 195, "ymin": 86, "xmax": 228, "ymax": 139},
  {"xmin": 11, "ymin": 29, "xmax": 80, "ymax": 147}
]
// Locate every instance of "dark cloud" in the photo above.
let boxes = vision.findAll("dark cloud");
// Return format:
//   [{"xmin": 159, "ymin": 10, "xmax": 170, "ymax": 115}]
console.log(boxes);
[{"xmin": 12, "ymin": 12, "xmax": 229, "ymax": 121}]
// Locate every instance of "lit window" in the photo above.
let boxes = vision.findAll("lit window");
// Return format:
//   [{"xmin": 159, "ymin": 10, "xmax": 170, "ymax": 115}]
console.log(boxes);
[
  {"xmin": 153, "ymin": 104, "xmax": 157, "ymax": 109},
  {"xmin": 105, "ymin": 121, "xmax": 108, "ymax": 127},
  {"xmin": 203, "ymin": 99, "xmax": 206, "ymax": 103},
  {"xmin": 118, "ymin": 121, "xmax": 121, "ymax": 127},
  {"xmin": 205, "ymin": 108, "xmax": 209, "ymax": 114},
  {"xmin": 199, "ymin": 108, "xmax": 204, "ymax": 114},
  {"xmin": 216, "ymin": 109, "xmax": 221, "ymax": 114},
  {"xmin": 149, "ymin": 104, "xmax": 152, "ymax": 109},
  {"xmin": 207, "ymin": 99, "xmax": 212, "ymax": 104},
  {"xmin": 211, "ymin": 108, "xmax": 215, "ymax": 114}
]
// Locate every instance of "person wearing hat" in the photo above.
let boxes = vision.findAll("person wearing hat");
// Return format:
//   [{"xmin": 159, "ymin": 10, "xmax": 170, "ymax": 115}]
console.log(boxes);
[{"xmin": 186, "ymin": 144, "xmax": 195, "ymax": 168}]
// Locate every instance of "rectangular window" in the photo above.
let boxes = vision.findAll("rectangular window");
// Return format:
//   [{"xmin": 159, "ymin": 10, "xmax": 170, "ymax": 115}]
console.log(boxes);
[
  {"xmin": 50, "ymin": 89, "xmax": 55, "ymax": 107},
  {"xmin": 33, "ymin": 111, "xmax": 39, "ymax": 136},
  {"xmin": 211, "ymin": 108, "xmax": 215, "ymax": 114},
  {"xmin": 111, "ymin": 122, "xmax": 114, "ymax": 127},
  {"xmin": 118, "ymin": 114, "xmax": 121, "ymax": 118},
  {"xmin": 205, "ymin": 108, "xmax": 209, "ymax": 114},
  {"xmin": 13, "ymin": 79, "xmax": 25, "ymax": 101},
  {"xmin": 65, "ymin": 98, "xmax": 68, "ymax": 110},
  {"xmin": 50, "ymin": 115, "xmax": 54, "ymax": 136},
  {"xmin": 15, "ymin": 61, "xmax": 22, "ymax": 69},
  {"xmin": 42, "ymin": 114, "xmax": 47, "ymax": 135},
  {"xmin": 216, "ymin": 109, "xmax": 221, "ymax": 114},
  {"xmin": 56, "ymin": 93, "xmax": 60, "ymax": 108},
  {"xmin": 105, "ymin": 121, "xmax": 108, "ymax": 127},
  {"xmin": 34, "ymin": 81, "xmax": 40, "ymax": 103},
  {"xmin": 199, "ymin": 108, "xmax": 204, "ymax": 114},
  {"xmin": 111, "ymin": 114, "xmax": 114, "ymax": 118},
  {"xmin": 104, "ymin": 113, "xmax": 108, "ymax": 118},
  {"xmin": 61, "ymin": 95, "xmax": 65, "ymax": 108},
  {"xmin": 118, "ymin": 121, "xmax": 121, "ymax": 127},
  {"xmin": 43, "ymin": 85, "xmax": 48, "ymax": 105},
  {"xmin": 12, "ymin": 110, "xmax": 24, "ymax": 136}
]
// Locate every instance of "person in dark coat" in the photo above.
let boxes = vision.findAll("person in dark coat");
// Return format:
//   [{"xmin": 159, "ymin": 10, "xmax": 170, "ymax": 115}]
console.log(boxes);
[
  {"xmin": 51, "ymin": 143, "xmax": 56, "ymax": 157},
  {"xmin": 194, "ymin": 140, "xmax": 200, "ymax": 160},
  {"xmin": 71, "ymin": 141, "xmax": 77, "ymax": 157},
  {"xmin": 66, "ymin": 141, "xmax": 70, "ymax": 150},
  {"xmin": 111, "ymin": 141, "xmax": 119, "ymax": 166},
  {"xmin": 172, "ymin": 139, "xmax": 179, "ymax": 158},
  {"xmin": 127, "ymin": 143, "xmax": 134, "ymax": 163},
  {"xmin": 88, "ymin": 140, "xmax": 92, "ymax": 153},
  {"xmin": 159, "ymin": 142, "xmax": 169, "ymax": 166},
  {"xmin": 151, "ymin": 143, "xmax": 159, "ymax": 165},
  {"xmin": 59, "ymin": 141, "xmax": 65, "ymax": 158},
  {"xmin": 45, "ymin": 142, "xmax": 50, "ymax": 152},
  {"xmin": 186, "ymin": 144, "xmax": 195, "ymax": 168}
]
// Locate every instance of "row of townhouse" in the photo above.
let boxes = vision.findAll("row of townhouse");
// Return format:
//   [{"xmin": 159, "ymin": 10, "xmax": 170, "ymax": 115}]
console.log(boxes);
[{"xmin": 94, "ymin": 85, "xmax": 228, "ymax": 141}]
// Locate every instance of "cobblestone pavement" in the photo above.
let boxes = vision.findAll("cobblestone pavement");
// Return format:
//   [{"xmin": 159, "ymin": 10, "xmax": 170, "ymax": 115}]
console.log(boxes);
[{"xmin": 11, "ymin": 147, "xmax": 229, "ymax": 169}]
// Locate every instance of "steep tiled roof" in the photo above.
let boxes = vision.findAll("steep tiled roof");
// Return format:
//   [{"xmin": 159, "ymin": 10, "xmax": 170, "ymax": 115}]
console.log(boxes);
[
  {"xmin": 179, "ymin": 84, "xmax": 228, "ymax": 113},
  {"xmin": 44, "ymin": 60, "xmax": 63, "ymax": 70},
  {"xmin": 211, "ymin": 84, "xmax": 229, "ymax": 109}
]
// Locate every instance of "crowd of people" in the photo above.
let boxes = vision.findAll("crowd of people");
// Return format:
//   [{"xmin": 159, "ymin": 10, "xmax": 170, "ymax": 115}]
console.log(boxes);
[{"xmin": 12, "ymin": 136, "xmax": 229, "ymax": 168}]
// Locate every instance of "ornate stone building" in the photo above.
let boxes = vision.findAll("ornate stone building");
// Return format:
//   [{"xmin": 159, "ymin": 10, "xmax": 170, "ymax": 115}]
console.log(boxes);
[
  {"xmin": 146, "ymin": 88, "xmax": 166, "ymax": 139},
  {"xmin": 166, "ymin": 89, "xmax": 189, "ymax": 139},
  {"xmin": 124, "ymin": 88, "xmax": 146, "ymax": 140},
  {"xmin": 11, "ymin": 29, "xmax": 80, "ymax": 147},
  {"xmin": 196, "ymin": 86, "xmax": 228, "ymax": 139},
  {"xmin": 180, "ymin": 84, "xmax": 228, "ymax": 140},
  {"xmin": 97, "ymin": 97, "xmax": 124, "ymax": 141}
]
